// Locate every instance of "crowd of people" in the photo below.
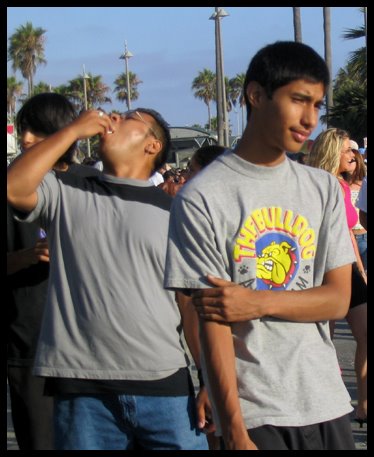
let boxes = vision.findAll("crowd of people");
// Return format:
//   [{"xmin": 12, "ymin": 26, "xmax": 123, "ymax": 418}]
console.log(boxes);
[{"xmin": 7, "ymin": 40, "xmax": 366, "ymax": 451}]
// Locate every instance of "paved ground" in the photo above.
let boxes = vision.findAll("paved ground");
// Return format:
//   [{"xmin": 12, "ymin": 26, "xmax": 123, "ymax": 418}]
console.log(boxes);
[
  {"xmin": 7, "ymin": 319, "xmax": 366, "ymax": 450},
  {"xmin": 333, "ymin": 320, "xmax": 367, "ymax": 450}
]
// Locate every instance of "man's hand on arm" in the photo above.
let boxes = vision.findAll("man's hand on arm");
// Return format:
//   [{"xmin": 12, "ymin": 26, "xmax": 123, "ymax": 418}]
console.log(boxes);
[
  {"xmin": 7, "ymin": 239, "xmax": 49, "ymax": 275},
  {"xmin": 193, "ymin": 264, "xmax": 352, "ymax": 323}
]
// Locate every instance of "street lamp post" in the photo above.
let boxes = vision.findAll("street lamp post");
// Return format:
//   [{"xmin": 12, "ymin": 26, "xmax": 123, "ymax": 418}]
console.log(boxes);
[
  {"xmin": 364, "ymin": 7, "xmax": 367, "ymax": 62},
  {"xmin": 210, "ymin": 7, "xmax": 229, "ymax": 147},
  {"xmin": 82, "ymin": 64, "xmax": 91, "ymax": 157},
  {"xmin": 119, "ymin": 41, "xmax": 133, "ymax": 110}
]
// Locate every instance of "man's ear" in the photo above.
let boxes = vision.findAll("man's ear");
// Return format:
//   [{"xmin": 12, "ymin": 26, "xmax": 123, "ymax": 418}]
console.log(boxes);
[
  {"xmin": 145, "ymin": 138, "xmax": 162, "ymax": 156},
  {"xmin": 246, "ymin": 81, "xmax": 264, "ymax": 108}
]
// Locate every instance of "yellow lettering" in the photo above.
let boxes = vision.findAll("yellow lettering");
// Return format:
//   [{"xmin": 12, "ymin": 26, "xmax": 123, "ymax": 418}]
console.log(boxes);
[
  {"xmin": 252, "ymin": 209, "xmax": 266, "ymax": 233},
  {"xmin": 301, "ymin": 245, "xmax": 316, "ymax": 259},
  {"xmin": 236, "ymin": 227, "xmax": 256, "ymax": 249},
  {"xmin": 291, "ymin": 215, "xmax": 308, "ymax": 236},
  {"xmin": 262, "ymin": 207, "xmax": 276, "ymax": 230},
  {"xmin": 299, "ymin": 228, "xmax": 315, "ymax": 247},
  {"xmin": 243, "ymin": 216, "xmax": 257, "ymax": 235},
  {"xmin": 283, "ymin": 210, "xmax": 294, "ymax": 233},
  {"xmin": 233, "ymin": 244, "xmax": 256, "ymax": 262},
  {"xmin": 275, "ymin": 207, "xmax": 284, "ymax": 230}
]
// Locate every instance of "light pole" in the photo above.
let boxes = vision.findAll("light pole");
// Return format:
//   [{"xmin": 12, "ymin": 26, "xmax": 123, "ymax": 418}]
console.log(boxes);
[
  {"xmin": 82, "ymin": 64, "xmax": 91, "ymax": 157},
  {"xmin": 210, "ymin": 7, "xmax": 229, "ymax": 147},
  {"xmin": 119, "ymin": 41, "xmax": 133, "ymax": 110},
  {"xmin": 364, "ymin": 7, "xmax": 367, "ymax": 63}
]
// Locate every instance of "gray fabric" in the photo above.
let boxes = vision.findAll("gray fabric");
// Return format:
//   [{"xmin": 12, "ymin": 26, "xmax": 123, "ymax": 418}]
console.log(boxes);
[
  {"xmin": 15, "ymin": 171, "xmax": 187, "ymax": 380},
  {"xmin": 165, "ymin": 150, "xmax": 355, "ymax": 431}
]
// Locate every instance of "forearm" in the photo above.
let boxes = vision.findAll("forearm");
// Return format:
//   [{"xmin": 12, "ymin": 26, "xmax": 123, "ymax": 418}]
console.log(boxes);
[
  {"xmin": 259, "ymin": 266, "xmax": 351, "ymax": 321},
  {"xmin": 176, "ymin": 292, "xmax": 201, "ymax": 368},
  {"xmin": 195, "ymin": 265, "xmax": 352, "ymax": 324},
  {"xmin": 200, "ymin": 320, "xmax": 251, "ymax": 448},
  {"xmin": 7, "ymin": 125, "xmax": 77, "ymax": 210},
  {"xmin": 7, "ymin": 250, "xmax": 35, "ymax": 275}
]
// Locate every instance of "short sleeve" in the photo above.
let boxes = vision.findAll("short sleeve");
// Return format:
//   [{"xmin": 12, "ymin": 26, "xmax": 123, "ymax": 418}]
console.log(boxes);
[
  {"xmin": 164, "ymin": 193, "xmax": 230, "ymax": 290},
  {"xmin": 12, "ymin": 171, "xmax": 59, "ymax": 229}
]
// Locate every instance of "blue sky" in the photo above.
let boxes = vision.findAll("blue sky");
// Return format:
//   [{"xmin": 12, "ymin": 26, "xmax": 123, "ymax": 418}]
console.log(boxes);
[{"xmin": 7, "ymin": 7, "xmax": 365, "ymax": 138}]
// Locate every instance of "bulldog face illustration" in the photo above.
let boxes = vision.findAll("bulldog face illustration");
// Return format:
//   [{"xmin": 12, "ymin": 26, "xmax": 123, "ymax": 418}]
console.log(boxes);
[{"xmin": 256, "ymin": 241, "xmax": 297, "ymax": 287}]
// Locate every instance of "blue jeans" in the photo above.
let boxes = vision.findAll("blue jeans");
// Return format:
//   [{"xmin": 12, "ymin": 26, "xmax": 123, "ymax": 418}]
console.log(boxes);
[
  {"xmin": 54, "ymin": 394, "xmax": 208, "ymax": 450},
  {"xmin": 355, "ymin": 233, "xmax": 367, "ymax": 271}
]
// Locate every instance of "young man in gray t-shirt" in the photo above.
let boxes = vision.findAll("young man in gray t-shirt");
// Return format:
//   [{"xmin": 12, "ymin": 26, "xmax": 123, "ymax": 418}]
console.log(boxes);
[
  {"xmin": 165, "ymin": 41, "xmax": 356, "ymax": 450},
  {"xmin": 7, "ymin": 108, "xmax": 209, "ymax": 450}
]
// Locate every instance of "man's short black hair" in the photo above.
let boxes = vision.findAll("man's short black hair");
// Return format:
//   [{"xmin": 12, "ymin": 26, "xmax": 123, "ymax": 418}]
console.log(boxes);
[
  {"xmin": 136, "ymin": 108, "xmax": 171, "ymax": 172},
  {"xmin": 16, "ymin": 92, "xmax": 78, "ymax": 163},
  {"xmin": 244, "ymin": 41, "xmax": 330, "ymax": 120}
]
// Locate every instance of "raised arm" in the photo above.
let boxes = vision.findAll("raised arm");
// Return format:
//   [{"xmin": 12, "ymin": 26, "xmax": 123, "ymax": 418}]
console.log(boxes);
[{"xmin": 7, "ymin": 110, "xmax": 113, "ymax": 213}]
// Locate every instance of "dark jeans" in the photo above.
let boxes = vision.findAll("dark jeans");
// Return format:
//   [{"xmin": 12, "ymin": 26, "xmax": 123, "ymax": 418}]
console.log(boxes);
[
  {"xmin": 355, "ymin": 232, "xmax": 367, "ymax": 271},
  {"xmin": 247, "ymin": 414, "xmax": 355, "ymax": 450},
  {"xmin": 7, "ymin": 365, "xmax": 54, "ymax": 450}
]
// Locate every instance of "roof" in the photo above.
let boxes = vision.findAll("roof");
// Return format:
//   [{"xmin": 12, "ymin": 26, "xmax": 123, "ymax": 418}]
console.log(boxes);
[{"xmin": 170, "ymin": 126, "xmax": 217, "ymax": 140}]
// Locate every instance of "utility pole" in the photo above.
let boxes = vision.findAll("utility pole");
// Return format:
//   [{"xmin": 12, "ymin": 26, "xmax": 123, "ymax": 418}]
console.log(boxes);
[
  {"xmin": 210, "ymin": 7, "xmax": 229, "ymax": 147},
  {"xmin": 119, "ymin": 41, "xmax": 133, "ymax": 110}
]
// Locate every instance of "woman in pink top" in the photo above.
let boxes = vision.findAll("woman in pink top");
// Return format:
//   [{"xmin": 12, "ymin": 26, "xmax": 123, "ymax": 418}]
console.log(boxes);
[
  {"xmin": 308, "ymin": 128, "xmax": 367, "ymax": 425},
  {"xmin": 345, "ymin": 150, "xmax": 367, "ymax": 271}
]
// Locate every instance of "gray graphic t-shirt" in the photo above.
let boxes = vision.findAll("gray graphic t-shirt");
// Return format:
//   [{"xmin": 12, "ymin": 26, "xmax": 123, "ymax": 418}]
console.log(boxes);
[{"xmin": 165, "ymin": 150, "xmax": 355, "ymax": 432}]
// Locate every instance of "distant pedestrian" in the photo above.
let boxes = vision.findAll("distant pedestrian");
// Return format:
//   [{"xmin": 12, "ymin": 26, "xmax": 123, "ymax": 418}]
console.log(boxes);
[
  {"xmin": 308, "ymin": 127, "xmax": 367, "ymax": 427},
  {"xmin": 187, "ymin": 145, "xmax": 226, "ymax": 181}
]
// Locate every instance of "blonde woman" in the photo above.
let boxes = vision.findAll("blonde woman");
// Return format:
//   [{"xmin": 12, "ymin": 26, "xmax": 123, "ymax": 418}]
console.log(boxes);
[{"xmin": 308, "ymin": 128, "xmax": 367, "ymax": 425}]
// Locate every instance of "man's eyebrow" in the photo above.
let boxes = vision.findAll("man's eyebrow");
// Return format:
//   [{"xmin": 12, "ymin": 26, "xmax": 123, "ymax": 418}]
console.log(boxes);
[
  {"xmin": 292, "ymin": 92, "xmax": 313, "ymax": 100},
  {"xmin": 292, "ymin": 92, "xmax": 324, "ymax": 106}
]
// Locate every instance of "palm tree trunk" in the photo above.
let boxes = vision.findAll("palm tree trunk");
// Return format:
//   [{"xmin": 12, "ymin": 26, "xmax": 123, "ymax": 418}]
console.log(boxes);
[
  {"xmin": 293, "ymin": 7, "xmax": 302, "ymax": 42},
  {"xmin": 28, "ymin": 75, "xmax": 33, "ymax": 97},
  {"xmin": 323, "ymin": 7, "xmax": 333, "ymax": 126},
  {"xmin": 207, "ymin": 102, "xmax": 212, "ymax": 131}
]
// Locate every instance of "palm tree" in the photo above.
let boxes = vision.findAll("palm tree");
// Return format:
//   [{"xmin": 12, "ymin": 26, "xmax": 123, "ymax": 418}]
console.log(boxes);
[
  {"xmin": 192, "ymin": 69, "xmax": 216, "ymax": 131},
  {"xmin": 229, "ymin": 73, "xmax": 246, "ymax": 134},
  {"xmin": 8, "ymin": 22, "xmax": 47, "ymax": 96},
  {"xmin": 342, "ymin": 7, "xmax": 366, "ymax": 85},
  {"xmin": 113, "ymin": 71, "xmax": 142, "ymax": 110},
  {"xmin": 86, "ymin": 74, "xmax": 112, "ymax": 109},
  {"xmin": 57, "ymin": 74, "xmax": 112, "ymax": 112},
  {"xmin": 33, "ymin": 81, "xmax": 53, "ymax": 95},
  {"xmin": 320, "ymin": 66, "xmax": 366, "ymax": 141},
  {"xmin": 293, "ymin": 7, "xmax": 302, "ymax": 42},
  {"xmin": 323, "ymin": 7, "xmax": 333, "ymax": 125},
  {"xmin": 321, "ymin": 7, "xmax": 367, "ymax": 140},
  {"xmin": 7, "ymin": 76, "xmax": 23, "ymax": 120}
]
